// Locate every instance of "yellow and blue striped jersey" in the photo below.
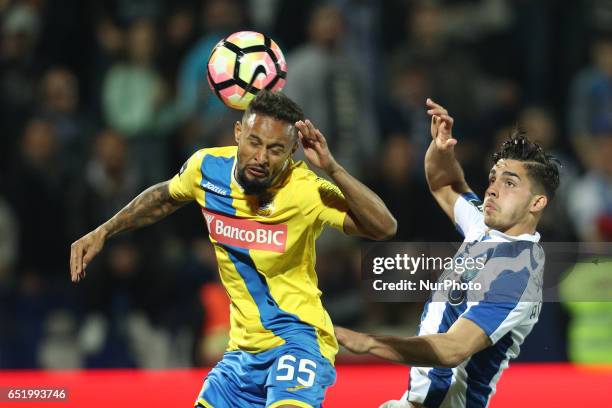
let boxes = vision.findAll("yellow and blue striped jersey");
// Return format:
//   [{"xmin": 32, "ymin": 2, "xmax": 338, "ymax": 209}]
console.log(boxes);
[{"xmin": 168, "ymin": 146, "xmax": 348, "ymax": 364}]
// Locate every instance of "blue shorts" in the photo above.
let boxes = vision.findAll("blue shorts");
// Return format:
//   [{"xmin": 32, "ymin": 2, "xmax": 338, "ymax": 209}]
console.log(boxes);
[{"xmin": 194, "ymin": 343, "xmax": 336, "ymax": 408}]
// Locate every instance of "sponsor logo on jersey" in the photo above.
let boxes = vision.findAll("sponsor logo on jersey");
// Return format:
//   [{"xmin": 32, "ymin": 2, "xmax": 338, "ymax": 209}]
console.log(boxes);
[
  {"xmin": 202, "ymin": 209, "xmax": 287, "ymax": 252},
  {"xmin": 203, "ymin": 181, "xmax": 228, "ymax": 196}
]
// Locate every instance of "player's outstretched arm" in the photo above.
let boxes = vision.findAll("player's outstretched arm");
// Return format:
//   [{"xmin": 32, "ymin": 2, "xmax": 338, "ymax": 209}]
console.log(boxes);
[
  {"xmin": 295, "ymin": 119, "xmax": 397, "ymax": 241},
  {"xmin": 335, "ymin": 318, "xmax": 490, "ymax": 368},
  {"xmin": 70, "ymin": 180, "xmax": 187, "ymax": 283},
  {"xmin": 424, "ymin": 98, "xmax": 473, "ymax": 223}
]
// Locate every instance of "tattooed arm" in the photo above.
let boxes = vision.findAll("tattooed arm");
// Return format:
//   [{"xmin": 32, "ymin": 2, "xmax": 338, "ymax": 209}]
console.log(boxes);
[{"xmin": 70, "ymin": 181, "xmax": 187, "ymax": 282}]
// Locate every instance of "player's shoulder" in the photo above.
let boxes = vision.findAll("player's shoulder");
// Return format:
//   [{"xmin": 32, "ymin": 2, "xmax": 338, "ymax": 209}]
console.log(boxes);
[
  {"xmin": 288, "ymin": 161, "xmax": 334, "ymax": 190},
  {"xmin": 184, "ymin": 146, "xmax": 236, "ymax": 167},
  {"xmin": 201, "ymin": 145, "xmax": 237, "ymax": 158},
  {"xmin": 289, "ymin": 160, "xmax": 316, "ymax": 182}
]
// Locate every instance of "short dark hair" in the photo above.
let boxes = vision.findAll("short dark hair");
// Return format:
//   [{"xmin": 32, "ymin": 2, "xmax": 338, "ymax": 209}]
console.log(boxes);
[
  {"xmin": 492, "ymin": 128, "xmax": 560, "ymax": 200},
  {"xmin": 244, "ymin": 90, "xmax": 305, "ymax": 128}
]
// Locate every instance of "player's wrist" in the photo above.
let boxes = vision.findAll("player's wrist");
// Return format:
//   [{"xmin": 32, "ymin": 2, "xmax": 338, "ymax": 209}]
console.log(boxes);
[
  {"xmin": 323, "ymin": 160, "xmax": 343, "ymax": 177},
  {"xmin": 96, "ymin": 225, "xmax": 111, "ymax": 241}
]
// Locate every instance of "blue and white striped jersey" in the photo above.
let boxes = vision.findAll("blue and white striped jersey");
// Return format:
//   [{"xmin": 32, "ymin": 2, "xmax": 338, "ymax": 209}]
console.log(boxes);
[{"xmin": 404, "ymin": 192, "xmax": 545, "ymax": 408}]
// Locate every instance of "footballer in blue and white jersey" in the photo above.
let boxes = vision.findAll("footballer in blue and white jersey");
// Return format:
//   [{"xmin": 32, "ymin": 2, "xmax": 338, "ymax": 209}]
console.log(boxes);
[
  {"xmin": 404, "ymin": 191, "xmax": 545, "ymax": 408},
  {"xmin": 335, "ymin": 98, "xmax": 560, "ymax": 408}
]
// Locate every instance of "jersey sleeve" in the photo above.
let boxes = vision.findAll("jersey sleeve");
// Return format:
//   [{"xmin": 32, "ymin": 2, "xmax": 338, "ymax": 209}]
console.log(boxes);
[
  {"xmin": 168, "ymin": 151, "xmax": 204, "ymax": 201},
  {"xmin": 461, "ymin": 300, "xmax": 538, "ymax": 345},
  {"xmin": 453, "ymin": 192, "xmax": 485, "ymax": 238},
  {"xmin": 305, "ymin": 176, "xmax": 349, "ymax": 231}
]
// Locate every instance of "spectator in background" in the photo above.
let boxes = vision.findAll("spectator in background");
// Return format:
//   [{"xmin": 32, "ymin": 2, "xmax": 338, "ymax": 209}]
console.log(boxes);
[
  {"xmin": 37, "ymin": 67, "xmax": 95, "ymax": 172},
  {"xmin": 382, "ymin": 58, "xmax": 432, "ymax": 160},
  {"xmin": 91, "ymin": 16, "xmax": 124, "ymax": 112},
  {"xmin": 284, "ymin": 3, "xmax": 379, "ymax": 177},
  {"xmin": 158, "ymin": 5, "xmax": 197, "ymax": 94},
  {"xmin": 568, "ymin": 127, "xmax": 612, "ymax": 241},
  {"xmin": 67, "ymin": 129, "xmax": 143, "ymax": 237},
  {"xmin": 102, "ymin": 18, "xmax": 177, "ymax": 184},
  {"xmin": 102, "ymin": 18, "xmax": 173, "ymax": 138},
  {"xmin": 568, "ymin": 33, "xmax": 612, "ymax": 170},
  {"xmin": 0, "ymin": 2, "xmax": 43, "ymax": 172},
  {"xmin": 7, "ymin": 118, "xmax": 68, "ymax": 282},
  {"xmin": 177, "ymin": 0, "xmax": 244, "ymax": 125},
  {"xmin": 246, "ymin": 0, "xmax": 314, "ymax": 53},
  {"xmin": 389, "ymin": 1, "xmax": 520, "ymax": 145},
  {"xmin": 559, "ymin": 250, "xmax": 612, "ymax": 364},
  {"xmin": 518, "ymin": 106, "xmax": 577, "ymax": 241},
  {"xmin": 367, "ymin": 135, "xmax": 435, "ymax": 241}
]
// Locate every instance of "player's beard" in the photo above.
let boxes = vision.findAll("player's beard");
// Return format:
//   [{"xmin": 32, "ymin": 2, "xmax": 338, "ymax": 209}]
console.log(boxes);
[{"xmin": 236, "ymin": 166, "xmax": 272, "ymax": 195}]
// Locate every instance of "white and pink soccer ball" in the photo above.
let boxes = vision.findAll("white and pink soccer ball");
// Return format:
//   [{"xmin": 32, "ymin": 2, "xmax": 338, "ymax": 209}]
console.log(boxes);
[{"xmin": 207, "ymin": 31, "xmax": 287, "ymax": 110}]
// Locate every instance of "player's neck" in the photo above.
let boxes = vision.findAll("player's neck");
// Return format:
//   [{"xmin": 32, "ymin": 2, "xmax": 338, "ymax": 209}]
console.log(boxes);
[{"xmin": 497, "ymin": 221, "xmax": 537, "ymax": 237}]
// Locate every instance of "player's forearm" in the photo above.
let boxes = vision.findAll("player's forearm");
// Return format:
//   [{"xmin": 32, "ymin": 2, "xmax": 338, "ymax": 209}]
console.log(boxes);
[
  {"xmin": 424, "ymin": 141, "xmax": 468, "ymax": 192},
  {"xmin": 326, "ymin": 163, "xmax": 397, "ymax": 240},
  {"xmin": 98, "ymin": 181, "xmax": 185, "ymax": 240},
  {"xmin": 367, "ymin": 333, "xmax": 466, "ymax": 368}
]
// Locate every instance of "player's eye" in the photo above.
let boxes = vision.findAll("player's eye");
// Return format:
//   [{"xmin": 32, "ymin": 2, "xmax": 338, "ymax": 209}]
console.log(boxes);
[
  {"xmin": 270, "ymin": 148, "xmax": 283, "ymax": 156},
  {"xmin": 505, "ymin": 180, "xmax": 515, "ymax": 187}
]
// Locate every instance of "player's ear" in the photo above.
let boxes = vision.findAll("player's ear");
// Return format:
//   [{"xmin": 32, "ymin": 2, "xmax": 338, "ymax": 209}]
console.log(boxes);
[
  {"xmin": 290, "ymin": 127, "xmax": 299, "ymax": 154},
  {"xmin": 234, "ymin": 121, "xmax": 242, "ymax": 144},
  {"xmin": 531, "ymin": 194, "xmax": 547, "ymax": 213},
  {"xmin": 291, "ymin": 138, "xmax": 299, "ymax": 155}
]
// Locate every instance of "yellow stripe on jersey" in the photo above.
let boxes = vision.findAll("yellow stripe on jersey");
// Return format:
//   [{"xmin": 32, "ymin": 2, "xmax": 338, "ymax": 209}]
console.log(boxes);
[
  {"xmin": 168, "ymin": 146, "xmax": 347, "ymax": 364},
  {"xmin": 268, "ymin": 399, "xmax": 314, "ymax": 408},
  {"xmin": 195, "ymin": 397, "xmax": 214, "ymax": 408}
]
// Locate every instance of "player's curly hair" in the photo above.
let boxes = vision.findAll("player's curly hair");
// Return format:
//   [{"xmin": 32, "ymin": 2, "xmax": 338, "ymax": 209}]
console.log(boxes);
[
  {"xmin": 244, "ymin": 90, "xmax": 305, "ymax": 132},
  {"xmin": 492, "ymin": 128, "xmax": 561, "ymax": 200}
]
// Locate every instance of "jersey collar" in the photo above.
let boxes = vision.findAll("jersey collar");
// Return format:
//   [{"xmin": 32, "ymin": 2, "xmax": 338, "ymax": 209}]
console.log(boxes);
[{"xmin": 486, "ymin": 228, "xmax": 541, "ymax": 242}]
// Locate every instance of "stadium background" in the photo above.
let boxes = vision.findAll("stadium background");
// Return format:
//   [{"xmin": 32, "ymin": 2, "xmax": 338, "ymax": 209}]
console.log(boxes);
[{"xmin": 0, "ymin": 0, "xmax": 611, "ymax": 406}]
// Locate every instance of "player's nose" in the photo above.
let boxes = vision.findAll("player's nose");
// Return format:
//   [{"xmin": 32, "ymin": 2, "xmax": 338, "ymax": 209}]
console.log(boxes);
[
  {"xmin": 486, "ymin": 185, "xmax": 498, "ymax": 198},
  {"xmin": 253, "ymin": 147, "xmax": 268, "ymax": 165}
]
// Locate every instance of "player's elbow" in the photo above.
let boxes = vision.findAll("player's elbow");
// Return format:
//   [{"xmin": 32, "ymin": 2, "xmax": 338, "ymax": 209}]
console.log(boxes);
[
  {"xmin": 373, "ymin": 216, "xmax": 397, "ymax": 241},
  {"xmin": 438, "ymin": 352, "xmax": 467, "ymax": 368}
]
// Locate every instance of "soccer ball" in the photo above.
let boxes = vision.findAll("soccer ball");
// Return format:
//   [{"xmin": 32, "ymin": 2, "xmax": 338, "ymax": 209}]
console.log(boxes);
[{"xmin": 207, "ymin": 31, "xmax": 287, "ymax": 110}]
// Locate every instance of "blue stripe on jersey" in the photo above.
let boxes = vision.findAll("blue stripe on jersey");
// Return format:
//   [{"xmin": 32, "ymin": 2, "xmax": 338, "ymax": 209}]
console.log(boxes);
[
  {"xmin": 423, "ymin": 302, "xmax": 467, "ymax": 408},
  {"xmin": 225, "ymin": 247, "xmax": 319, "ymax": 350},
  {"xmin": 464, "ymin": 331, "xmax": 514, "ymax": 408},
  {"xmin": 490, "ymin": 241, "xmax": 539, "ymax": 270},
  {"xmin": 201, "ymin": 154, "xmax": 319, "ymax": 352},
  {"xmin": 201, "ymin": 154, "xmax": 237, "ymax": 215},
  {"xmin": 461, "ymin": 267, "xmax": 530, "ymax": 337}
]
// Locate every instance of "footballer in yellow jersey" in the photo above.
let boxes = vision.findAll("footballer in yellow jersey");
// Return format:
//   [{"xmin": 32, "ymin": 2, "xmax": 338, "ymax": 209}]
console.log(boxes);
[{"xmin": 70, "ymin": 91, "xmax": 397, "ymax": 408}]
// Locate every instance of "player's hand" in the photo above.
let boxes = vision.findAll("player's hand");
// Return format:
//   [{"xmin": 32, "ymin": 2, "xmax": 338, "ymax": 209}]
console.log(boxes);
[
  {"xmin": 426, "ymin": 98, "xmax": 457, "ymax": 151},
  {"xmin": 70, "ymin": 228, "xmax": 106, "ymax": 283},
  {"xmin": 335, "ymin": 326, "xmax": 374, "ymax": 354},
  {"xmin": 295, "ymin": 119, "xmax": 339, "ymax": 174}
]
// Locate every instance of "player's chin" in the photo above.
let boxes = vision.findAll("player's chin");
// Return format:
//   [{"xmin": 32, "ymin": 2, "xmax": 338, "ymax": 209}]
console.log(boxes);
[
  {"xmin": 244, "ymin": 172, "xmax": 269, "ymax": 186},
  {"xmin": 484, "ymin": 214, "xmax": 498, "ymax": 228},
  {"xmin": 484, "ymin": 214, "xmax": 508, "ymax": 231},
  {"xmin": 242, "ymin": 176, "xmax": 271, "ymax": 194}
]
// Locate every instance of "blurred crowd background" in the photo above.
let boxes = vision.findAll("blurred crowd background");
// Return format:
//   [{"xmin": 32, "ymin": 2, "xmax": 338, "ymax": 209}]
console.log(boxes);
[{"xmin": 1, "ymin": 0, "xmax": 612, "ymax": 369}]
